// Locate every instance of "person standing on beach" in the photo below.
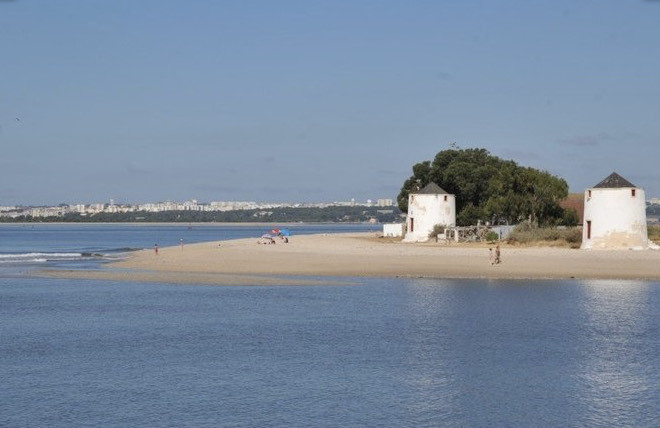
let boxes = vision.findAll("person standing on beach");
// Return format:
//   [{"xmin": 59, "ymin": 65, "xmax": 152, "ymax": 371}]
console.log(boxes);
[
  {"xmin": 154, "ymin": 244, "xmax": 159, "ymax": 255},
  {"xmin": 494, "ymin": 244, "xmax": 501, "ymax": 264}
]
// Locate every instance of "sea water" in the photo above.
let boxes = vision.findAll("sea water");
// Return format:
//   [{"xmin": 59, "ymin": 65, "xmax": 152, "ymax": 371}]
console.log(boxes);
[
  {"xmin": 1, "ymin": 225, "xmax": 660, "ymax": 427},
  {"xmin": 0, "ymin": 223, "xmax": 377, "ymax": 275}
]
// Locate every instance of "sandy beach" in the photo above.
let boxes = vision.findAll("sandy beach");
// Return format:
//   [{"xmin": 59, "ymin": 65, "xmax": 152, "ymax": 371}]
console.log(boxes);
[{"xmin": 41, "ymin": 232, "xmax": 660, "ymax": 285}]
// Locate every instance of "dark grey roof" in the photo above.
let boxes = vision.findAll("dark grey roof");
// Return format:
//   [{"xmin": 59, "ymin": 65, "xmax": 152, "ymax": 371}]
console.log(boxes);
[
  {"xmin": 415, "ymin": 182, "xmax": 448, "ymax": 194},
  {"xmin": 593, "ymin": 172, "xmax": 637, "ymax": 188}
]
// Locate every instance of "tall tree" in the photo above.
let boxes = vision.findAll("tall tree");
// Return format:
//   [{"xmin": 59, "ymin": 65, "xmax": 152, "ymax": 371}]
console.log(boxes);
[{"xmin": 398, "ymin": 147, "xmax": 569, "ymax": 226}]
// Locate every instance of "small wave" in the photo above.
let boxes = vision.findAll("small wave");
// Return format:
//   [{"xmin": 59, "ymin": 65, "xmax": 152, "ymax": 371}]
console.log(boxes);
[
  {"xmin": 0, "ymin": 258, "xmax": 48, "ymax": 264},
  {"xmin": 0, "ymin": 252, "xmax": 82, "ymax": 260},
  {"xmin": 80, "ymin": 252, "xmax": 106, "ymax": 258},
  {"xmin": 104, "ymin": 247, "xmax": 144, "ymax": 253},
  {"xmin": 0, "ymin": 252, "xmax": 116, "ymax": 264},
  {"xmin": 0, "ymin": 250, "xmax": 134, "ymax": 266}
]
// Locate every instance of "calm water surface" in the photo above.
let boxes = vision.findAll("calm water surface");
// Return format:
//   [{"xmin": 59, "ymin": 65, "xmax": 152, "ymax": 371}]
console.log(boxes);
[
  {"xmin": 1, "ymin": 225, "xmax": 659, "ymax": 426},
  {"xmin": 2, "ymin": 278, "xmax": 660, "ymax": 427}
]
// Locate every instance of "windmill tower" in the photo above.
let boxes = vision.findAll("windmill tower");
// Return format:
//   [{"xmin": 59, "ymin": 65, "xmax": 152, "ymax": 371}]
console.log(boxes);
[
  {"xmin": 404, "ymin": 183, "xmax": 456, "ymax": 242},
  {"xmin": 581, "ymin": 172, "xmax": 648, "ymax": 250}
]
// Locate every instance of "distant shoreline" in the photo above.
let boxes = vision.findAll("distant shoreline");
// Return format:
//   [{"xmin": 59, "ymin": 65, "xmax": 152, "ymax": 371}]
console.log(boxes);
[
  {"xmin": 40, "ymin": 232, "xmax": 660, "ymax": 285},
  {"xmin": 1, "ymin": 221, "xmax": 376, "ymax": 227}
]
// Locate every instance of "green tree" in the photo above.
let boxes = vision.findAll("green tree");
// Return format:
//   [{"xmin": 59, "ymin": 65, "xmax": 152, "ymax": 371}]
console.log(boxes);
[
  {"xmin": 397, "ymin": 161, "xmax": 431, "ymax": 212},
  {"xmin": 561, "ymin": 208, "xmax": 580, "ymax": 227},
  {"xmin": 398, "ymin": 146, "xmax": 569, "ymax": 226}
]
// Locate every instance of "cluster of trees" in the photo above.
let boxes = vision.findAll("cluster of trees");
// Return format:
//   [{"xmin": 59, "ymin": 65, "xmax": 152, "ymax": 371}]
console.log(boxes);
[
  {"xmin": 398, "ymin": 147, "xmax": 572, "ymax": 227},
  {"xmin": 1, "ymin": 206, "xmax": 402, "ymax": 224}
]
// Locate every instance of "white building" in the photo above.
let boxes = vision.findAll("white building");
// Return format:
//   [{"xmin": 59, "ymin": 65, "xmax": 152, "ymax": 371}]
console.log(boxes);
[
  {"xmin": 403, "ymin": 183, "xmax": 456, "ymax": 242},
  {"xmin": 181, "ymin": 200, "xmax": 202, "ymax": 211},
  {"xmin": 581, "ymin": 172, "xmax": 649, "ymax": 250},
  {"xmin": 383, "ymin": 223, "xmax": 405, "ymax": 237}
]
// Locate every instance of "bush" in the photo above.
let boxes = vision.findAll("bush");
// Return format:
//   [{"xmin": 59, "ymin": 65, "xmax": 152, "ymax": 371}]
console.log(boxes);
[
  {"xmin": 561, "ymin": 208, "xmax": 580, "ymax": 227},
  {"xmin": 486, "ymin": 231, "xmax": 499, "ymax": 242},
  {"xmin": 507, "ymin": 223, "xmax": 582, "ymax": 248},
  {"xmin": 428, "ymin": 224, "xmax": 447, "ymax": 239},
  {"xmin": 563, "ymin": 227, "xmax": 583, "ymax": 244},
  {"xmin": 649, "ymin": 225, "xmax": 660, "ymax": 244}
]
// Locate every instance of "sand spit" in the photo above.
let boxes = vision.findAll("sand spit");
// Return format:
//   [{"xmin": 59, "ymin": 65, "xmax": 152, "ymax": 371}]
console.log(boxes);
[{"xmin": 41, "ymin": 232, "xmax": 660, "ymax": 285}]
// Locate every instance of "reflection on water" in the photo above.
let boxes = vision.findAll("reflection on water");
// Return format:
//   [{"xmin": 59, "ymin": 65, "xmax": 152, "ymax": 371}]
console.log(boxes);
[
  {"xmin": 399, "ymin": 278, "xmax": 660, "ymax": 426},
  {"xmin": 578, "ymin": 280, "xmax": 657, "ymax": 425},
  {"xmin": 400, "ymin": 280, "xmax": 459, "ymax": 424}
]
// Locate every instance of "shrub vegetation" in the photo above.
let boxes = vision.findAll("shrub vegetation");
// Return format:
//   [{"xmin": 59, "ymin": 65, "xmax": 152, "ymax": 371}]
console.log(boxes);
[
  {"xmin": 485, "ymin": 231, "xmax": 499, "ymax": 242},
  {"xmin": 507, "ymin": 222, "xmax": 582, "ymax": 248},
  {"xmin": 428, "ymin": 224, "xmax": 448, "ymax": 239},
  {"xmin": 648, "ymin": 225, "xmax": 660, "ymax": 245}
]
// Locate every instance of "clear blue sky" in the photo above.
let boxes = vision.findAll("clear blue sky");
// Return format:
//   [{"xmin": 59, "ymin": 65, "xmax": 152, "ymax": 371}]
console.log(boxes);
[{"xmin": 1, "ymin": 0, "xmax": 659, "ymax": 205}]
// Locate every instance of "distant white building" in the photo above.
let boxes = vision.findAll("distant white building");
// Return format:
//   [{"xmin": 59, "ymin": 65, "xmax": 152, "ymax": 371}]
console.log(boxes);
[
  {"xmin": 403, "ymin": 183, "xmax": 456, "ymax": 242},
  {"xmin": 581, "ymin": 172, "xmax": 649, "ymax": 250}
]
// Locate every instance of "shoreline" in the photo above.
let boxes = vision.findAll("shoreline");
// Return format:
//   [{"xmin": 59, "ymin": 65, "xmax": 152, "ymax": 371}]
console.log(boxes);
[
  {"xmin": 39, "ymin": 232, "xmax": 660, "ymax": 285},
  {"xmin": 1, "ymin": 221, "xmax": 371, "ymax": 227}
]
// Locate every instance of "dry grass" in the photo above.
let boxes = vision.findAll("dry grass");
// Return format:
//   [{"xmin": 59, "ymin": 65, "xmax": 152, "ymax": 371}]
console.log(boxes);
[
  {"xmin": 371, "ymin": 235, "xmax": 405, "ymax": 244},
  {"xmin": 649, "ymin": 225, "xmax": 660, "ymax": 245},
  {"xmin": 507, "ymin": 225, "xmax": 582, "ymax": 249}
]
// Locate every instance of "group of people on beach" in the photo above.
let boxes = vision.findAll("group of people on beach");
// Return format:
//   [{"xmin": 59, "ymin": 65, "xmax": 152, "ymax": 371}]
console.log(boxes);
[
  {"xmin": 258, "ymin": 235, "xmax": 289, "ymax": 245},
  {"xmin": 489, "ymin": 244, "xmax": 501, "ymax": 265}
]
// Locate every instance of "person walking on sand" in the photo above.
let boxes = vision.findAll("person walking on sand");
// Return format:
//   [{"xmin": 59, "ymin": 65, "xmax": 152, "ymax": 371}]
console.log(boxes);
[
  {"xmin": 154, "ymin": 244, "xmax": 159, "ymax": 255},
  {"xmin": 494, "ymin": 244, "xmax": 501, "ymax": 264}
]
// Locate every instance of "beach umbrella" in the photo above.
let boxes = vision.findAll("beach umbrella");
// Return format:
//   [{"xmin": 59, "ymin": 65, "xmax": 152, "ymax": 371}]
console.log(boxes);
[{"xmin": 279, "ymin": 228, "xmax": 291, "ymax": 237}]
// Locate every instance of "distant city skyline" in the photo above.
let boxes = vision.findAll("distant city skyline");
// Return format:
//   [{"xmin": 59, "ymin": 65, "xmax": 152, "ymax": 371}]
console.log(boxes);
[
  {"xmin": 0, "ymin": 196, "xmax": 395, "ymax": 208},
  {"xmin": 0, "ymin": 197, "xmax": 397, "ymax": 219},
  {"xmin": 1, "ymin": 1, "xmax": 659, "ymax": 205}
]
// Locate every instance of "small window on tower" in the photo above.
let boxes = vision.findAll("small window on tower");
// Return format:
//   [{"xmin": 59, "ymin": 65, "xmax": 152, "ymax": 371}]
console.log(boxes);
[
  {"xmin": 444, "ymin": 195, "xmax": 448, "ymax": 202},
  {"xmin": 588, "ymin": 190, "xmax": 591, "ymax": 198},
  {"xmin": 632, "ymin": 189, "xmax": 636, "ymax": 197}
]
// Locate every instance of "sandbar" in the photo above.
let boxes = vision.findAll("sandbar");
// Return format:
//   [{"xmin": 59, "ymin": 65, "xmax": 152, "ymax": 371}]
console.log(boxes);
[{"xmin": 40, "ymin": 232, "xmax": 660, "ymax": 285}]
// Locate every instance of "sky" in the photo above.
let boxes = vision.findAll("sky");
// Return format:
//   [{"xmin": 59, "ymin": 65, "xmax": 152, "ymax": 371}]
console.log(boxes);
[{"xmin": 1, "ymin": 0, "xmax": 659, "ymax": 205}]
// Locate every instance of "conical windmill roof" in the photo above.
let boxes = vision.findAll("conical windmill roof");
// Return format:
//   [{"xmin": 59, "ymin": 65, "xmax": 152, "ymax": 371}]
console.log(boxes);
[
  {"xmin": 593, "ymin": 172, "xmax": 637, "ymax": 189},
  {"xmin": 415, "ymin": 182, "xmax": 449, "ymax": 194}
]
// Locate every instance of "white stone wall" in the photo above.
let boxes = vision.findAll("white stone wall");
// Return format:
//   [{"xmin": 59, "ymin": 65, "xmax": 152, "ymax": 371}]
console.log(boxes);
[
  {"xmin": 404, "ymin": 193, "xmax": 456, "ymax": 242},
  {"xmin": 383, "ymin": 223, "xmax": 404, "ymax": 237},
  {"xmin": 581, "ymin": 187, "xmax": 648, "ymax": 250}
]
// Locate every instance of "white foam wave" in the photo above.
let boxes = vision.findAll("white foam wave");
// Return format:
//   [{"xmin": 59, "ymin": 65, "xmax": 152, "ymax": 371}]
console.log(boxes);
[
  {"xmin": 0, "ymin": 258, "xmax": 48, "ymax": 264},
  {"xmin": 0, "ymin": 252, "xmax": 90, "ymax": 264},
  {"xmin": 0, "ymin": 252, "xmax": 82, "ymax": 260}
]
